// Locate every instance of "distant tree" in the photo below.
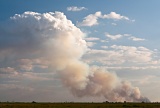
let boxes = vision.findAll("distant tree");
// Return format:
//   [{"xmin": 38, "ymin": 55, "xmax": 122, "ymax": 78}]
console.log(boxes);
[
  {"xmin": 32, "ymin": 101, "xmax": 36, "ymax": 103},
  {"xmin": 105, "ymin": 101, "xmax": 109, "ymax": 103}
]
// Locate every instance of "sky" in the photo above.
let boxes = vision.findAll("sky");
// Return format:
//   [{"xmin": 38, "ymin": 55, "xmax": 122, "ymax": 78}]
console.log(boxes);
[{"xmin": 0, "ymin": 0, "xmax": 160, "ymax": 102}]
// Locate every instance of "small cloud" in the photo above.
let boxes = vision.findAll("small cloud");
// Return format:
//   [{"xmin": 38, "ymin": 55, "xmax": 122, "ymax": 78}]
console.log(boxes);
[
  {"xmin": 77, "ymin": 11, "xmax": 101, "ymax": 26},
  {"xmin": 67, "ymin": 6, "xmax": 87, "ymax": 11},
  {"xmin": 129, "ymin": 36, "xmax": 145, "ymax": 41},
  {"xmin": 111, "ymin": 23, "xmax": 117, "ymax": 26},
  {"xmin": 101, "ymin": 46, "xmax": 108, "ymax": 49},
  {"xmin": 102, "ymin": 12, "xmax": 130, "ymax": 20},
  {"xmin": 131, "ymin": 19, "xmax": 136, "ymax": 22},
  {"xmin": 105, "ymin": 32, "xmax": 122, "ymax": 40},
  {"xmin": 123, "ymin": 34, "xmax": 131, "ymax": 37},
  {"xmin": 100, "ymin": 40, "xmax": 109, "ymax": 43},
  {"xmin": 154, "ymin": 49, "xmax": 158, "ymax": 51}
]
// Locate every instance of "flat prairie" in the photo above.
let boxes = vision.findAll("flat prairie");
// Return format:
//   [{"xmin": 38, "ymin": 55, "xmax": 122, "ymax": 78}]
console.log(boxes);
[{"xmin": 0, "ymin": 102, "xmax": 160, "ymax": 108}]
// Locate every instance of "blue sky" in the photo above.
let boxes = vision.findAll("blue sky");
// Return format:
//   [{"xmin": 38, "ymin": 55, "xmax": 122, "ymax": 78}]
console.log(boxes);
[{"xmin": 0, "ymin": 0, "xmax": 160, "ymax": 102}]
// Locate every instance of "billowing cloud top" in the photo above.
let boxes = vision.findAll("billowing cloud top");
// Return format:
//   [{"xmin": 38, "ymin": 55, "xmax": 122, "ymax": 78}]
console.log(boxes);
[{"xmin": 0, "ymin": 11, "xmax": 87, "ymax": 71}]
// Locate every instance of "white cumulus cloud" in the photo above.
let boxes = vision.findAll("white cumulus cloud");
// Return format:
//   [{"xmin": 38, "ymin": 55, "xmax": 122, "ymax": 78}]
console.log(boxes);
[
  {"xmin": 78, "ymin": 11, "xmax": 102, "ymax": 26},
  {"xmin": 102, "ymin": 12, "xmax": 129, "ymax": 20}
]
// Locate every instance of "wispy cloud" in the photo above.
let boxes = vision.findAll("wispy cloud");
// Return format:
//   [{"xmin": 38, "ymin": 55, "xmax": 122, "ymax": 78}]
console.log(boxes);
[
  {"xmin": 84, "ymin": 37, "xmax": 100, "ymax": 41},
  {"xmin": 105, "ymin": 33, "xmax": 146, "ymax": 41},
  {"xmin": 67, "ymin": 6, "xmax": 87, "ymax": 11},
  {"xmin": 100, "ymin": 39, "xmax": 109, "ymax": 43}
]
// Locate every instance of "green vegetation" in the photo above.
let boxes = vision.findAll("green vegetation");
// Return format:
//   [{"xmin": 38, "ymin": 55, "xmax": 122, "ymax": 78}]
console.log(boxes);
[{"xmin": 0, "ymin": 102, "xmax": 160, "ymax": 108}]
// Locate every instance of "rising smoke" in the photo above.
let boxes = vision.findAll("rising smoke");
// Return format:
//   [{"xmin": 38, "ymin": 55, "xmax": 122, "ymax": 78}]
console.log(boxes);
[{"xmin": 0, "ymin": 11, "xmax": 150, "ymax": 102}]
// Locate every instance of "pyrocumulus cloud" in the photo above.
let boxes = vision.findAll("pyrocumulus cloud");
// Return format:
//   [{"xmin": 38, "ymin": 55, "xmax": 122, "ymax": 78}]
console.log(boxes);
[{"xmin": 0, "ymin": 11, "xmax": 149, "ymax": 102}]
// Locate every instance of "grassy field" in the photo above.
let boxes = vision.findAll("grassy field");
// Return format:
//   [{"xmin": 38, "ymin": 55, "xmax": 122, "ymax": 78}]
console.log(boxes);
[{"xmin": 0, "ymin": 102, "xmax": 160, "ymax": 108}]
